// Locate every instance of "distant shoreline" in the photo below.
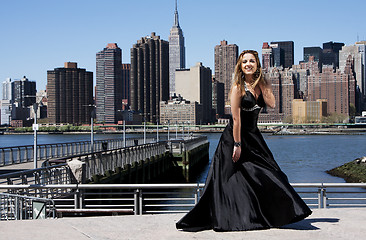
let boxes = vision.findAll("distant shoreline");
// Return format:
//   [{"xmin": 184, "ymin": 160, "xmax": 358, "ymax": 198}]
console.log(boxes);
[{"xmin": 2, "ymin": 126, "xmax": 366, "ymax": 135}]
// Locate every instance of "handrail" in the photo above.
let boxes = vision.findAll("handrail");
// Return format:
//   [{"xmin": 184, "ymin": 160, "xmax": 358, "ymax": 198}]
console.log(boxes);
[
  {"xmin": 0, "ymin": 136, "xmax": 209, "ymax": 185},
  {"xmin": 0, "ymin": 138, "xmax": 148, "ymax": 151},
  {"xmin": 0, "ymin": 137, "xmax": 156, "ymax": 166},
  {"xmin": 0, "ymin": 163, "xmax": 68, "ymax": 179},
  {"xmin": 1, "ymin": 183, "xmax": 366, "ymax": 215},
  {"xmin": 0, "ymin": 182, "xmax": 365, "ymax": 189}
]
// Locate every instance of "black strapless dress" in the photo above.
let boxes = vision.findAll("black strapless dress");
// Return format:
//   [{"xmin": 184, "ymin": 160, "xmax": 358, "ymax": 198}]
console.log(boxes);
[{"xmin": 176, "ymin": 90, "xmax": 312, "ymax": 232}]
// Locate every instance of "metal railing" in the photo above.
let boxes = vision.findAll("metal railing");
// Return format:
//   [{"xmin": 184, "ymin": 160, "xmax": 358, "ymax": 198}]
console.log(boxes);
[
  {"xmin": 83, "ymin": 142, "xmax": 167, "ymax": 181},
  {"xmin": 0, "ymin": 192, "xmax": 56, "ymax": 220},
  {"xmin": 0, "ymin": 163, "xmax": 71, "ymax": 185},
  {"xmin": 0, "ymin": 183, "xmax": 365, "ymax": 217},
  {"xmin": 169, "ymin": 136, "xmax": 208, "ymax": 154},
  {"xmin": 0, "ymin": 137, "xmax": 156, "ymax": 166},
  {"xmin": 0, "ymin": 141, "xmax": 168, "ymax": 185},
  {"xmin": 0, "ymin": 137, "xmax": 209, "ymax": 186}
]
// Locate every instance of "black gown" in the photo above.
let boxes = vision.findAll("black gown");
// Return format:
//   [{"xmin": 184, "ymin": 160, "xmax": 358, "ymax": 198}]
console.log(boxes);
[{"xmin": 176, "ymin": 88, "xmax": 312, "ymax": 232}]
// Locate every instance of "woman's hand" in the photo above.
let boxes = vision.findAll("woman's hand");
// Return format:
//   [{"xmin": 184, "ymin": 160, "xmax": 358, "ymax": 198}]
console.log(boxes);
[{"xmin": 232, "ymin": 146, "xmax": 241, "ymax": 162}]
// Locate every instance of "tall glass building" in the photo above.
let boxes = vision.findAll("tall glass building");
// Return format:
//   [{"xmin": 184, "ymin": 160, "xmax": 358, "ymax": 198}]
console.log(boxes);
[{"xmin": 96, "ymin": 43, "xmax": 123, "ymax": 124}]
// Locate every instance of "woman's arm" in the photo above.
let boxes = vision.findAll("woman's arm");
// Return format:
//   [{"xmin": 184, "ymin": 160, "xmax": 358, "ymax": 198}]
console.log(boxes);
[
  {"xmin": 230, "ymin": 85, "xmax": 242, "ymax": 162},
  {"xmin": 259, "ymin": 81, "xmax": 276, "ymax": 109}
]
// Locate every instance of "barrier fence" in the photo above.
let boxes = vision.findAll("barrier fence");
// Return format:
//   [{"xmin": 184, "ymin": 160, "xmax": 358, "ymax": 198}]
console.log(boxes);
[
  {"xmin": 1, "ymin": 183, "xmax": 366, "ymax": 220},
  {"xmin": 0, "ymin": 136, "xmax": 208, "ymax": 186},
  {"xmin": 0, "ymin": 137, "xmax": 156, "ymax": 166},
  {"xmin": 0, "ymin": 192, "xmax": 56, "ymax": 220}
]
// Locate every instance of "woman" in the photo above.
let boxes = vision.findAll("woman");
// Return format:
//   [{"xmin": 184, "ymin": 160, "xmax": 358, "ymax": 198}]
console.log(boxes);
[{"xmin": 176, "ymin": 50, "xmax": 312, "ymax": 232}]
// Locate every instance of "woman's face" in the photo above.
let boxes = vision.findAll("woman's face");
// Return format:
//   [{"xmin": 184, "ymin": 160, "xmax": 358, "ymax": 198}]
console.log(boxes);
[{"xmin": 241, "ymin": 53, "xmax": 257, "ymax": 77}]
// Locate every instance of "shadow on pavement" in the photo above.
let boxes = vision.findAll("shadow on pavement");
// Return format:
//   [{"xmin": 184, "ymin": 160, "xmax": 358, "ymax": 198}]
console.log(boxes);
[{"xmin": 281, "ymin": 218, "xmax": 340, "ymax": 230}]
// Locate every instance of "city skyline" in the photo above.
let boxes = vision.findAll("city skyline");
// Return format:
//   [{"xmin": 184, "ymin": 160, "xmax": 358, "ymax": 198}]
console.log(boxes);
[{"xmin": 1, "ymin": 0, "xmax": 365, "ymax": 95}]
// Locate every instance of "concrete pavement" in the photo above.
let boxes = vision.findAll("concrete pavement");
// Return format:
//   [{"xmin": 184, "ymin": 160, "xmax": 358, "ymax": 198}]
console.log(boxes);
[{"xmin": 1, "ymin": 208, "xmax": 365, "ymax": 240}]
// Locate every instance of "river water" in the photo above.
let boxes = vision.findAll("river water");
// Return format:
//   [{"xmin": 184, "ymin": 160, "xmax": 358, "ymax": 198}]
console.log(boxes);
[{"xmin": 1, "ymin": 132, "xmax": 365, "ymax": 183}]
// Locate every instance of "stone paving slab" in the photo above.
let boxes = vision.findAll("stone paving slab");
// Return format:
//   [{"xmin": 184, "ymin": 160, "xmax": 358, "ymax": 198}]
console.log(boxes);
[{"xmin": 1, "ymin": 208, "xmax": 365, "ymax": 240}]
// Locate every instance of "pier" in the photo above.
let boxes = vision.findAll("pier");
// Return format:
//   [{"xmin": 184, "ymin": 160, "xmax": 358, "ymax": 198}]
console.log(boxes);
[{"xmin": 0, "ymin": 136, "xmax": 209, "ymax": 185}]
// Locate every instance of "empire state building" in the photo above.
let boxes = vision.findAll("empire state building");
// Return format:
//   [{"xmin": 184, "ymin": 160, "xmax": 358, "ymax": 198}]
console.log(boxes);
[{"xmin": 169, "ymin": 0, "xmax": 185, "ymax": 95}]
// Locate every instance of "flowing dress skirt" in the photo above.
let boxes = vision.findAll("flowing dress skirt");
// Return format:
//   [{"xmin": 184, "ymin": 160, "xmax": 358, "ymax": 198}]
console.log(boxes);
[{"xmin": 176, "ymin": 117, "xmax": 312, "ymax": 231}]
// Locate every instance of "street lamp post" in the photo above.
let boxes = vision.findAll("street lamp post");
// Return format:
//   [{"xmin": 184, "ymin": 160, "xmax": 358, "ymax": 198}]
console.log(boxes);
[
  {"xmin": 187, "ymin": 121, "xmax": 190, "ymax": 138},
  {"xmin": 24, "ymin": 95, "xmax": 38, "ymax": 169},
  {"xmin": 123, "ymin": 120, "xmax": 126, "ymax": 147},
  {"xmin": 156, "ymin": 119, "xmax": 159, "ymax": 142},
  {"xmin": 84, "ymin": 104, "xmax": 96, "ymax": 152},
  {"xmin": 143, "ymin": 117, "xmax": 146, "ymax": 144},
  {"xmin": 90, "ymin": 108, "xmax": 94, "ymax": 152},
  {"xmin": 117, "ymin": 109, "xmax": 127, "ymax": 148},
  {"xmin": 175, "ymin": 120, "xmax": 178, "ymax": 139},
  {"xmin": 167, "ymin": 119, "xmax": 170, "ymax": 141},
  {"xmin": 32, "ymin": 103, "xmax": 38, "ymax": 169}
]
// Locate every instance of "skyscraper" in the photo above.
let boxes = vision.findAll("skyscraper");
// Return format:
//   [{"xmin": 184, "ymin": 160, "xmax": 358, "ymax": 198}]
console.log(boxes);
[
  {"xmin": 0, "ymin": 100, "xmax": 12, "ymax": 125},
  {"xmin": 355, "ymin": 41, "xmax": 366, "ymax": 97},
  {"xmin": 307, "ymin": 65, "xmax": 355, "ymax": 116},
  {"xmin": 96, "ymin": 43, "xmax": 123, "ymax": 124},
  {"xmin": 47, "ymin": 62, "xmax": 93, "ymax": 124},
  {"xmin": 214, "ymin": 40, "xmax": 238, "ymax": 103},
  {"xmin": 175, "ymin": 62, "xmax": 213, "ymax": 124},
  {"xmin": 121, "ymin": 64, "xmax": 131, "ymax": 104},
  {"xmin": 322, "ymin": 41, "xmax": 344, "ymax": 68},
  {"xmin": 1, "ymin": 78, "xmax": 13, "ymax": 125},
  {"xmin": 2, "ymin": 78, "xmax": 12, "ymax": 100},
  {"xmin": 12, "ymin": 76, "xmax": 36, "ymax": 108},
  {"xmin": 281, "ymin": 68, "xmax": 296, "ymax": 116},
  {"xmin": 262, "ymin": 42, "xmax": 272, "ymax": 72},
  {"xmin": 339, "ymin": 44, "xmax": 365, "ymax": 95},
  {"xmin": 303, "ymin": 47, "xmax": 323, "ymax": 66},
  {"xmin": 270, "ymin": 41, "xmax": 294, "ymax": 68},
  {"xmin": 169, "ymin": 0, "xmax": 185, "ymax": 95},
  {"xmin": 130, "ymin": 32, "xmax": 169, "ymax": 123},
  {"xmin": 212, "ymin": 78, "xmax": 225, "ymax": 119},
  {"xmin": 270, "ymin": 44, "xmax": 282, "ymax": 68}
]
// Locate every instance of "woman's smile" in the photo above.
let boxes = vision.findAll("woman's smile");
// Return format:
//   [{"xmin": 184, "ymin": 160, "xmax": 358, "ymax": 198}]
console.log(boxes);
[{"xmin": 241, "ymin": 53, "xmax": 257, "ymax": 76}]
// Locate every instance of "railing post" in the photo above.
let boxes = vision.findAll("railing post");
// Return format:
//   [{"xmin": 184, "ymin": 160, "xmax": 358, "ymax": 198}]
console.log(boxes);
[
  {"xmin": 24, "ymin": 147, "xmax": 31, "ymax": 162},
  {"xmin": 74, "ymin": 189, "xmax": 79, "ymax": 209},
  {"xmin": 15, "ymin": 196, "xmax": 19, "ymax": 220},
  {"xmin": 0, "ymin": 149, "xmax": 5, "ymax": 165},
  {"xmin": 139, "ymin": 189, "xmax": 143, "ymax": 216},
  {"xmin": 195, "ymin": 183, "xmax": 200, "ymax": 204},
  {"xmin": 37, "ymin": 145, "xmax": 41, "ymax": 162},
  {"xmin": 50, "ymin": 145, "xmax": 53, "ymax": 159},
  {"xmin": 16, "ymin": 147, "xmax": 21, "ymax": 163},
  {"xmin": 318, "ymin": 187, "xmax": 322, "ymax": 209},
  {"xmin": 58, "ymin": 144, "xmax": 61, "ymax": 158},
  {"xmin": 323, "ymin": 187, "xmax": 327, "ymax": 209},
  {"xmin": 10, "ymin": 148, "xmax": 14, "ymax": 164},
  {"xmin": 79, "ymin": 189, "xmax": 84, "ymax": 209},
  {"xmin": 134, "ymin": 189, "xmax": 140, "ymax": 215}
]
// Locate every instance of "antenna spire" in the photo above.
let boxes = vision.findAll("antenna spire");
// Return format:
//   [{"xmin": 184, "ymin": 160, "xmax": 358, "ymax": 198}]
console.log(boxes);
[{"xmin": 174, "ymin": 0, "xmax": 179, "ymax": 27}]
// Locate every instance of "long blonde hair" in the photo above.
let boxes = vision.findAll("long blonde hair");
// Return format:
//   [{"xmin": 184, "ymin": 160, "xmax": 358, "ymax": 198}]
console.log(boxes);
[{"xmin": 230, "ymin": 50, "xmax": 266, "ymax": 99}]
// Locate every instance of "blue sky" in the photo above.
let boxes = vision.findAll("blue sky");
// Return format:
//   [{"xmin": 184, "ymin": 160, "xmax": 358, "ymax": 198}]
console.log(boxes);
[{"xmin": 0, "ymin": 0, "xmax": 365, "ymax": 95}]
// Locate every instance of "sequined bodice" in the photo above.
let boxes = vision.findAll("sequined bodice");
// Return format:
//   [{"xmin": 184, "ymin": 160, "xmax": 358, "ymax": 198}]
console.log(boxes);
[{"xmin": 240, "ymin": 83, "xmax": 265, "ymax": 131}]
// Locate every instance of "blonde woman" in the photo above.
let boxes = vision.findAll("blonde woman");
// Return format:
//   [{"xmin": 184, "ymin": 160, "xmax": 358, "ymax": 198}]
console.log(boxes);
[{"xmin": 176, "ymin": 50, "xmax": 311, "ymax": 232}]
